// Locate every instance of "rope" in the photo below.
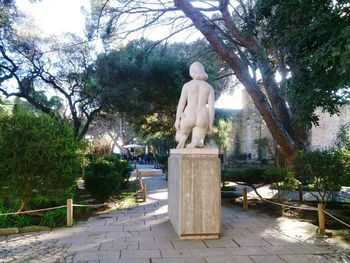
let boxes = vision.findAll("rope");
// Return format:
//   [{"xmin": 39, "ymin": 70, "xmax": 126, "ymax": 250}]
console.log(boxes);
[
  {"xmin": 324, "ymin": 210, "xmax": 350, "ymax": 228},
  {"xmin": 0, "ymin": 205, "xmax": 67, "ymax": 216},
  {"xmin": 246, "ymin": 193, "xmax": 350, "ymax": 228},
  {"xmin": 246, "ymin": 193, "xmax": 318, "ymax": 211},
  {"xmin": 0, "ymin": 189, "xmax": 143, "ymax": 216},
  {"xmin": 73, "ymin": 204, "xmax": 105, "ymax": 208}
]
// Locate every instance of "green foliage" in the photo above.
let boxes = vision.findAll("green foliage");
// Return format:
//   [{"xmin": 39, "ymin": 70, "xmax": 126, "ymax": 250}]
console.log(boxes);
[
  {"xmin": 254, "ymin": 0, "xmax": 350, "ymax": 124},
  {"xmin": 40, "ymin": 209, "xmax": 66, "ymax": 228},
  {"xmin": 84, "ymin": 158, "xmax": 123, "ymax": 202},
  {"xmin": 0, "ymin": 110, "xmax": 84, "ymax": 211},
  {"xmin": 91, "ymin": 39, "xmax": 222, "ymax": 140},
  {"xmin": 212, "ymin": 118, "xmax": 233, "ymax": 150},
  {"xmin": 222, "ymin": 166, "xmax": 288, "ymax": 186},
  {"xmin": 155, "ymin": 154, "xmax": 169, "ymax": 171},
  {"xmin": 294, "ymin": 148, "xmax": 350, "ymax": 202},
  {"xmin": 103, "ymin": 154, "xmax": 133, "ymax": 182},
  {"xmin": 335, "ymin": 123, "xmax": 350, "ymax": 151},
  {"xmin": 277, "ymin": 172, "xmax": 301, "ymax": 191}
]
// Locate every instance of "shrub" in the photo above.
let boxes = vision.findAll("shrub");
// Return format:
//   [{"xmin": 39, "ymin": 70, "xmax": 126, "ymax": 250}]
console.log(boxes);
[
  {"xmin": 277, "ymin": 171, "xmax": 301, "ymax": 191},
  {"xmin": 0, "ymin": 110, "xmax": 84, "ymax": 212},
  {"xmin": 222, "ymin": 166, "xmax": 288, "ymax": 197},
  {"xmin": 40, "ymin": 209, "xmax": 66, "ymax": 228},
  {"xmin": 103, "ymin": 154, "xmax": 133, "ymax": 183},
  {"xmin": 84, "ymin": 159, "xmax": 123, "ymax": 202},
  {"xmin": 155, "ymin": 154, "xmax": 169, "ymax": 170},
  {"xmin": 294, "ymin": 148, "xmax": 350, "ymax": 203}
]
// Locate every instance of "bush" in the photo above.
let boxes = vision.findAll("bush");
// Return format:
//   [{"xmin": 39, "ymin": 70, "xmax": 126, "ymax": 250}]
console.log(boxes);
[
  {"xmin": 222, "ymin": 166, "xmax": 288, "ymax": 197},
  {"xmin": 103, "ymin": 154, "xmax": 133, "ymax": 183},
  {"xmin": 155, "ymin": 154, "xmax": 169, "ymax": 170},
  {"xmin": 0, "ymin": 110, "xmax": 84, "ymax": 212},
  {"xmin": 40, "ymin": 209, "xmax": 66, "ymax": 228},
  {"xmin": 84, "ymin": 159, "xmax": 123, "ymax": 202},
  {"xmin": 277, "ymin": 172, "xmax": 301, "ymax": 191},
  {"xmin": 294, "ymin": 148, "xmax": 350, "ymax": 203}
]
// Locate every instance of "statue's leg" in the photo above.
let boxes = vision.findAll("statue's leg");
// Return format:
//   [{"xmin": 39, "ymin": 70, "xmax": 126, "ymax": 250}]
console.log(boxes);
[
  {"xmin": 176, "ymin": 127, "xmax": 192, "ymax": 149},
  {"xmin": 186, "ymin": 126, "xmax": 206, "ymax": 148},
  {"xmin": 176, "ymin": 110, "xmax": 195, "ymax": 148},
  {"xmin": 176, "ymin": 132, "xmax": 189, "ymax": 148}
]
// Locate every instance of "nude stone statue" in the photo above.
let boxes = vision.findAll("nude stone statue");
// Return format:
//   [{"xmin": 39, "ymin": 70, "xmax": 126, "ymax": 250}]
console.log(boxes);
[{"xmin": 175, "ymin": 61, "xmax": 215, "ymax": 149}]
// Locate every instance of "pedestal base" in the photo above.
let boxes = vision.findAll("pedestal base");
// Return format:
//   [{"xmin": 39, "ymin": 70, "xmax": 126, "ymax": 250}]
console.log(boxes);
[{"xmin": 168, "ymin": 148, "xmax": 221, "ymax": 240}]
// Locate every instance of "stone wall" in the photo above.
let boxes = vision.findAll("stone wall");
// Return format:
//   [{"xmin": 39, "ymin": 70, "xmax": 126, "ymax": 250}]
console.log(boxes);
[
  {"xmin": 231, "ymin": 89, "xmax": 350, "ymax": 159},
  {"xmin": 311, "ymin": 106, "xmax": 350, "ymax": 149}
]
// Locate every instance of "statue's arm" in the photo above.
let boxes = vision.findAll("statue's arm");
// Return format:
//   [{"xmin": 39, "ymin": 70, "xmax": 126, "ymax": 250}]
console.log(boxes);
[
  {"xmin": 208, "ymin": 86, "xmax": 215, "ymax": 134},
  {"xmin": 175, "ymin": 85, "xmax": 188, "ymax": 130}
]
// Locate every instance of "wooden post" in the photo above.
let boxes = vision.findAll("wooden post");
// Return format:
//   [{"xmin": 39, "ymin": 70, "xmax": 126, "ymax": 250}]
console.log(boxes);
[
  {"xmin": 318, "ymin": 203, "xmax": 326, "ymax": 235},
  {"xmin": 298, "ymin": 183, "xmax": 303, "ymax": 203},
  {"xmin": 143, "ymin": 184, "xmax": 147, "ymax": 202},
  {"xmin": 67, "ymin": 199, "xmax": 73, "ymax": 227},
  {"xmin": 243, "ymin": 187, "xmax": 248, "ymax": 211}
]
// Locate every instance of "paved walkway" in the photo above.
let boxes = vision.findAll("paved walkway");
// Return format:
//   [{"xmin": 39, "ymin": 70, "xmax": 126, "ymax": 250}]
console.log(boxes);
[{"xmin": 1, "ymin": 166, "xmax": 349, "ymax": 263}]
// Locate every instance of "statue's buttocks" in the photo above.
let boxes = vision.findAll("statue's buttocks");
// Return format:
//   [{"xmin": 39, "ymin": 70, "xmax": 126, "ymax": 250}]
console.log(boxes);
[{"xmin": 175, "ymin": 62, "xmax": 215, "ymax": 149}]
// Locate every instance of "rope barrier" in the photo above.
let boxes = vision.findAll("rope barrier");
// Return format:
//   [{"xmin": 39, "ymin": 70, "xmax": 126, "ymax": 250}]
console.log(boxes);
[
  {"xmin": 245, "ymin": 193, "xmax": 350, "ymax": 229},
  {"xmin": 73, "ymin": 204, "xmax": 106, "ymax": 208},
  {"xmin": 324, "ymin": 210, "xmax": 350, "ymax": 228},
  {"xmin": 0, "ymin": 205, "xmax": 67, "ymax": 216},
  {"xmin": 246, "ymin": 193, "xmax": 318, "ymax": 211},
  {"xmin": 0, "ymin": 189, "xmax": 143, "ymax": 216}
]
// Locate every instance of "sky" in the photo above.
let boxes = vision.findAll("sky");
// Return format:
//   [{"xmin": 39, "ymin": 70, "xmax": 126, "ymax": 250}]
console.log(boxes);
[{"xmin": 16, "ymin": 0, "xmax": 243, "ymax": 109}]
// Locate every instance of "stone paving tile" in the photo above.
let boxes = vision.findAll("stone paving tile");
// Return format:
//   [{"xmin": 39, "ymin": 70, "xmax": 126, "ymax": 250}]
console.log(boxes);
[
  {"xmin": 123, "ymin": 225, "xmax": 151, "ymax": 232},
  {"xmin": 262, "ymin": 246, "xmax": 295, "ymax": 255},
  {"xmin": 86, "ymin": 226, "xmax": 124, "ymax": 232},
  {"xmin": 285, "ymin": 244, "xmax": 335, "ymax": 254},
  {"xmin": 262, "ymin": 236, "xmax": 300, "ymax": 246},
  {"xmin": 280, "ymin": 254, "xmax": 344, "ymax": 263},
  {"xmin": 73, "ymin": 251, "xmax": 120, "ymax": 261},
  {"xmin": 99, "ymin": 260, "xmax": 149, "ymax": 263},
  {"xmin": 203, "ymin": 238, "xmax": 239, "ymax": 248},
  {"xmin": 120, "ymin": 249, "xmax": 161, "ymax": 259},
  {"xmin": 227, "ymin": 247, "xmax": 270, "ymax": 256},
  {"xmin": 205, "ymin": 256, "xmax": 254, "ymax": 263},
  {"xmin": 232, "ymin": 237, "xmax": 272, "ymax": 247},
  {"xmin": 249, "ymin": 255, "xmax": 285, "ymax": 263},
  {"xmin": 160, "ymin": 248, "xmax": 192, "ymax": 258},
  {"xmin": 152, "ymin": 258, "xmax": 206, "ymax": 263},
  {"xmin": 189, "ymin": 248, "xmax": 232, "ymax": 257},
  {"xmin": 172, "ymin": 240, "xmax": 208, "ymax": 249},
  {"xmin": 68, "ymin": 242, "xmax": 100, "ymax": 252},
  {"xmin": 126, "ymin": 236, "xmax": 155, "ymax": 242},
  {"xmin": 139, "ymin": 240, "xmax": 174, "ymax": 249},
  {"xmin": 99, "ymin": 240, "xmax": 138, "ymax": 250}
]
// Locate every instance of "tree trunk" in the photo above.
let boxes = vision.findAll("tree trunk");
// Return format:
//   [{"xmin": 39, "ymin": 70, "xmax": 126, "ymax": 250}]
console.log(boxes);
[{"xmin": 174, "ymin": 0, "xmax": 306, "ymax": 161}]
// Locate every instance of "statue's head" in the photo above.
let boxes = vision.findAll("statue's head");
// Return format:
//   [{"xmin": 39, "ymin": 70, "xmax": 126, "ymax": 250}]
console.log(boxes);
[{"xmin": 189, "ymin": 61, "xmax": 208, "ymax": 80}]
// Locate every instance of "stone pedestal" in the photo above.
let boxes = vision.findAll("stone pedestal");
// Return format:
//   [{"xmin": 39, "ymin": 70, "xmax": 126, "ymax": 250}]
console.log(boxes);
[{"xmin": 168, "ymin": 148, "xmax": 221, "ymax": 240}]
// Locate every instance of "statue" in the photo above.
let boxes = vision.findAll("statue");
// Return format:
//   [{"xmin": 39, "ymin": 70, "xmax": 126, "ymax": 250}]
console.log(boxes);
[{"xmin": 175, "ymin": 61, "xmax": 215, "ymax": 149}]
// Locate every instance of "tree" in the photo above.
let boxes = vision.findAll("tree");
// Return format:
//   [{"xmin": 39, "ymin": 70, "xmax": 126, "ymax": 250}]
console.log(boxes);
[
  {"xmin": 0, "ymin": 110, "xmax": 84, "ymax": 211},
  {"xmin": 210, "ymin": 109, "xmax": 234, "ymax": 151},
  {"xmin": 92, "ymin": 0, "xmax": 350, "ymax": 161},
  {"xmin": 0, "ymin": 2, "xmax": 102, "ymax": 139},
  {"xmin": 253, "ymin": 0, "xmax": 350, "ymax": 124},
  {"xmin": 294, "ymin": 149, "xmax": 350, "ymax": 204},
  {"xmin": 92, "ymin": 39, "xmax": 224, "ymax": 142}
]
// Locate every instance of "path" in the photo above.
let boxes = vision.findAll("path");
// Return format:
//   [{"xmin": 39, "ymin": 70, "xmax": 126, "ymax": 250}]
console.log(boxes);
[{"xmin": 0, "ymin": 165, "xmax": 349, "ymax": 262}]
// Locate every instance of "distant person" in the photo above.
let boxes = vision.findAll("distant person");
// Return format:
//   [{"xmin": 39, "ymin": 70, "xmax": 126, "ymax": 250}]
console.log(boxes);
[{"xmin": 175, "ymin": 61, "xmax": 215, "ymax": 148}]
